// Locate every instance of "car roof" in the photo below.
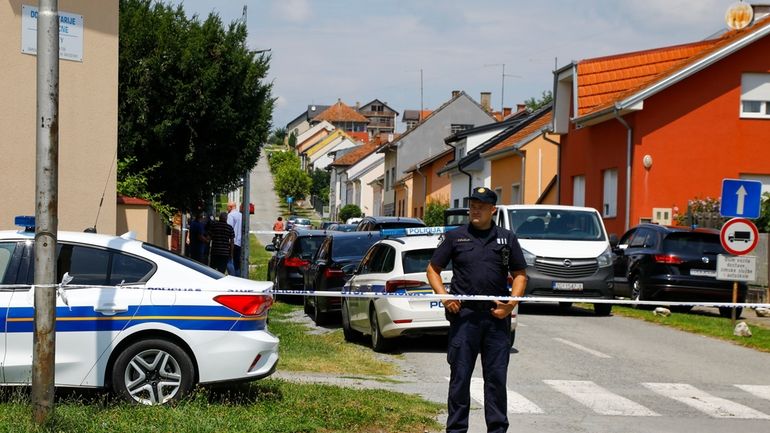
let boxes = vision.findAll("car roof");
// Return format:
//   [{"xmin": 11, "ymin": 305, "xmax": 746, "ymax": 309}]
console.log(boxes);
[
  {"xmin": 495, "ymin": 204, "xmax": 600, "ymax": 213},
  {"xmin": 378, "ymin": 234, "xmax": 444, "ymax": 250},
  {"xmin": 292, "ymin": 229, "xmax": 327, "ymax": 236},
  {"xmin": 631, "ymin": 223, "xmax": 720, "ymax": 235},
  {"xmin": 0, "ymin": 229, "xmax": 149, "ymax": 254},
  {"xmin": 327, "ymin": 231, "xmax": 380, "ymax": 239},
  {"xmin": 361, "ymin": 216, "xmax": 424, "ymax": 223}
]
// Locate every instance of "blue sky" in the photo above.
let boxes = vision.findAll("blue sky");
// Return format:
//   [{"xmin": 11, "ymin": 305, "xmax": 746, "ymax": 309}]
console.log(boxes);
[{"xmin": 167, "ymin": 0, "xmax": 733, "ymax": 131}]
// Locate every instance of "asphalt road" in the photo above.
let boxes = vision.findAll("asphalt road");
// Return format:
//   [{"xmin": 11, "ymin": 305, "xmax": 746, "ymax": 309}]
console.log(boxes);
[
  {"xmin": 286, "ymin": 304, "xmax": 770, "ymax": 433},
  {"xmin": 249, "ymin": 152, "xmax": 281, "ymax": 247}
]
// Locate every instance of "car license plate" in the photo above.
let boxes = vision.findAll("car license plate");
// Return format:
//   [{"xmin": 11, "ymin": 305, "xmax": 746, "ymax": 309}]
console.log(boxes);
[
  {"xmin": 690, "ymin": 269, "xmax": 716, "ymax": 277},
  {"xmin": 552, "ymin": 282, "xmax": 583, "ymax": 290}
]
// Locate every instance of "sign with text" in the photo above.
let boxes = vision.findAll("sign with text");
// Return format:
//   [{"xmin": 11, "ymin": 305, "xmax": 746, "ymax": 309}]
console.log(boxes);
[
  {"xmin": 720, "ymin": 179, "xmax": 762, "ymax": 219},
  {"xmin": 716, "ymin": 254, "xmax": 756, "ymax": 282},
  {"xmin": 21, "ymin": 5, "xmax": 84, "ymax": 62}
]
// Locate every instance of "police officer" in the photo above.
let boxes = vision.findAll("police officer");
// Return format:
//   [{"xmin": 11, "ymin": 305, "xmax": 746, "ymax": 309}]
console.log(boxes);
[{"xmin": 427, "ymin": 187, "xmax": 527, "ymax": 433}]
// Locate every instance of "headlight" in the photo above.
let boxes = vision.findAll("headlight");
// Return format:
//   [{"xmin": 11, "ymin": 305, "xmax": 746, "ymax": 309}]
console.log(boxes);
[
  {"xmin": 597, "ymin": 246, "xmax": 613, "ymax": 268},
  {"xmin": 521, "ymin": 248, "xmax": 536, "ymax": 266}
]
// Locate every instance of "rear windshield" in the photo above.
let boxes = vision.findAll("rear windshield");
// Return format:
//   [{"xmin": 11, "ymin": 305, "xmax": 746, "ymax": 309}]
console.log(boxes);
[
  {"xmin": 663, "ymin": 232, "xmax": 724, "ymax": 255},
  {"xmin": 294, "ymin": 236, "xmax": 326, "ymax": 260},
  {"xmin": 508, "ymin": 209, "xmax": 605, "ymax": 241},
  {"xmin": 294, "ymin": 218, "xmax": 311, "ymax": 225},
  {"xmin": 445, "ymin": 214, "xmax": 469, "ymax": 226},
  {"xmin": 142, "ymin": 243, "xmax": 224, "ymax": 279},
  {"xmin": 332, "ymin": 235, "xmax": 381, "ymax": 259},
  {"xmin": 377, "ymin": 221, "xmax": 425, "ymax": 230},
  {"xmin": 402, "ymin": 249, "xmax": 453, "ymax": 274}
]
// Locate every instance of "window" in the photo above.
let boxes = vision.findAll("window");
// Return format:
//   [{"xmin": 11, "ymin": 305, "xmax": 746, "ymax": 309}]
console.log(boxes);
[
  {"xmin": 385, "ymin": 170, "xmax": 390, "ymax": 191},
  {"xmin": 0, "ymin": 243, "xmax": 16, "ymax": 283},
  {"xmin": 511, "ymin": 183, "xmax": 521, "ymax": 205},
  {"xmin": 454, "ymin": 199, "xmax": 460, "ymax": 208},
  {"xmin": 390, "ymin": 168, "xmax": 396, "ymax": 188},
  {"xmin": 109, "ymin": 252, "xmax": 154, "ymax": 285},
  {"xmin": 740, "ymin": 73, "xmax": 770, "ymax": 119},
  {"xmin": 494, "ymin": 187, "xmax": 502, "ymax": 203},
  {"xmin": 457, "ymin": 144, "xmax": 466, "ymax": 159},
  {"xmin": 573, "ymin": 175, "xmax": 585, "ymax": 207},
  {"xmin": 602, "ymin": 169, "xmax": 617, "ymax": 217},
  {"xmin": 451, "ymin": 124, "xmax": 474, "ymax": 134},
  {"xmin": 58, "ymin": 245, "xmax": 154, "ymax": 286}
]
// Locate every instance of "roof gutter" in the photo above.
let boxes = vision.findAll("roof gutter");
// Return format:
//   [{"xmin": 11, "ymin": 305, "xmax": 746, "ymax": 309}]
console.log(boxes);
[
  {"xmin": 444, "ymin": 139, "xmax": 473, "ymax": 199},
  {"xmin": 541, "ymin": 130, "xmax": 561, "ymax": 204},
  {"xmin": 415, "ymin": 162, "xmax": 428, "ymax": 208},
  {"xmin": 614, "ymin": 108, "xmax": 632, "ymax": 232}
]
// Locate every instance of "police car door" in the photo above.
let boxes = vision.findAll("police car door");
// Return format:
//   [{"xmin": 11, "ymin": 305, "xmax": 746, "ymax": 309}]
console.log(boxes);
[
  {"xmin": 0, "ymin": 241, "xmax": 22, "ymax": 382},
  {"xmin": 4, "ymin": 243, "xmax": 149, "ymax": 386}
]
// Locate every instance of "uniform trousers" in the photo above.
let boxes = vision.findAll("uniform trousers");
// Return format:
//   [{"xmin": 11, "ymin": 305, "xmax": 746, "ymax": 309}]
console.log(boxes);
[{"xmin": 446, "ymin": 306, "xmax": 511, "ymax": 433}]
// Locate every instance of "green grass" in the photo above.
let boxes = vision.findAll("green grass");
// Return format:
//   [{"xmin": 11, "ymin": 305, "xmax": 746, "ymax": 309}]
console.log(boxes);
[
  {"xmin": 0, "ymin": 380, "xmax": 442, "ymax": 433},
  {"xmin": 268, "ymin": 302, "xmax": 397, "ymax": 376},
  {"xmin": 248, "ymin": 234, "xmax": 273, "ymax": 282},
  {"xmin": 583, "ymin": 304, "xmax": 770, "ymax": 353}
]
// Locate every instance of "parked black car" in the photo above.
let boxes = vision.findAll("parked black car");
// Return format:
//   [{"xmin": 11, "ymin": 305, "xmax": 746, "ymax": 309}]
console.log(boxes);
[
  {"xmin": 265, "ymin": 229, "xmax": 327, "ymax": 302},
  {"xmin": 303, "ymin": 231, "xmax": 381, "ymax": 324},
  {"xmin": 354, "ymin": 216, "xmax": 426, "ymax": 231},
  {"xmin": 612, "ymin": 224, "xmax": 747, "ymax": 318},
  {"xmin": 327, "ymin": 223, "xmax": 357, "ymax": 232}
]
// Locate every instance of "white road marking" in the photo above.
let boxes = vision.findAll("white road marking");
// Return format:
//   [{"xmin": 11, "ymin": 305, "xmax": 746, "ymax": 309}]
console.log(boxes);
[
  {"xmin": 643, "ymin": 383, "xmax": 770, "ymax": 419},
  {"xmin": 735, "ymin": 385, "xmax": 770, "ymax": 401},
  {"xmin": 445, "ymin": 377, "xmax": 544, "ymax": 414},
  {"xmin": 552, "ymin": 337, "xmax": 612, "ymax": 358},
  {"xmin": 545, "ymin": 380, "xmax": 659, "ymax": 416}
]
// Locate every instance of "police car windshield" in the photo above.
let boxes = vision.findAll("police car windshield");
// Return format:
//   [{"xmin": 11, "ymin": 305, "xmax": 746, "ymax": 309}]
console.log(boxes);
[
  {"xmin": 142, "ymin": 243, "xmax": 225, "ymax": 279},
  {"xmin": 508, "ymin": 209, "xmax": 605, "ymax": 241},
  {"xmin": 403, "ymin": 248, "xmax": 452, "ymax": 274}
]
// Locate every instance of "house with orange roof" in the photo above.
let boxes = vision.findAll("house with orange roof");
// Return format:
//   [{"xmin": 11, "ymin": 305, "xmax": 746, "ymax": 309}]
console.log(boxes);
[
  {"xmin": 295, "ymin": 120, "xmax": 335, "ymax": 154},
  {"xmin": 311, "ymin": 99, "xmax": 370, "ymax": 136},
  {"xmin": 552, "ymin": 10, "xmax": 770, "ymax": 236},
  {"xmin": 327, "ymin": 138, "xmax": 386, "ymax": 220},
  {"xmin": 302, "ymin": 129, "xmax": 360, "ymax": 172},
  {"xmin": 482, "ymin": 107, "xmax": 559, "ymax": 205}
]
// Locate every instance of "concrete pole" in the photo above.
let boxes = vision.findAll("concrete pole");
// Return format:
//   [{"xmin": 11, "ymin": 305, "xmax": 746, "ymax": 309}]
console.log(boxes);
[
  {"xmin": 241, "ymin": 170, "xmax": 250, "ymax": 278},
  {"xmin": 33, "ymin": 0, "xmax": 59, "ymax": 424}
]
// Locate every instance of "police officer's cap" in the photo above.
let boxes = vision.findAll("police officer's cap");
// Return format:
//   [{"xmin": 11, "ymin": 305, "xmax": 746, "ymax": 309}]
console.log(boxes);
[{"xmin": 467, "ymin": 187, "xmax": 497, "ymax": 205}]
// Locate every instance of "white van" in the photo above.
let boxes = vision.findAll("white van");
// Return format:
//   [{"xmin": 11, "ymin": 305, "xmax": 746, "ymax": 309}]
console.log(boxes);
[{"xmin": 494, "ymin": 204, "xmax": 615, "ymax": 315}]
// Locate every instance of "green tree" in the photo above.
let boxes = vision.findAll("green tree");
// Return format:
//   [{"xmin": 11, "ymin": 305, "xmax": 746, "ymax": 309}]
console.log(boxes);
[
  {"xmin": 269, "ymin": 127, "xmax": 287, "ymax": 146},
  {"xmin": 756, "ymin": 192, "xmax": 770, "ymax": 233},
  {"xmin": 268, "ymin": 150, "xmax": 300, "ymax": 174},
  {"xmin": 423, "ymin": 199, "xmax": 449, "ymax": 227},
  {"xmin": 524, "ymin": 90, "xmax": 553, "ymax": 112},
  {"xmin": 338, "ymin": 204, "xmax": 362, "ymax": 222},
  {"xmin": 274, "ymin": 164, "xmax": 312, "ymax": 201},
  {"xmin": 288, "ymin": 132, "xmax": 297, "ymax": 149},
  {"xmin": 116, "ymin": 156, "xmax": 174, "ymax": 221},
  {"xmin": 310, "ymin": 168, "xmax": 330, "ymax": 205},
  {"xmin": 118, "ymin": 0, "xmax": 273, "ymax": 210}
]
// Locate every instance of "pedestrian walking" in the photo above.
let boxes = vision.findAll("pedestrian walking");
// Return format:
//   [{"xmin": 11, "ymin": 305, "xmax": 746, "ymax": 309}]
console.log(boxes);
[
  {"xmin": 189, "ymin": 211, "xmax": 210, "ymax": 264},
  {"xmin": 210, "ymin": 211, "xmax": 235, "ymax": 274},
  {"xmin": 227, "ymin": 201, "xmax": 243, "ymax": 275},
  {"xmin": 426, "ymin": 187, "xmax": 527, "ymax": 433},
  {"xmin": 272, "ymin": 216, "xmax": 285, "ymax": 247}
]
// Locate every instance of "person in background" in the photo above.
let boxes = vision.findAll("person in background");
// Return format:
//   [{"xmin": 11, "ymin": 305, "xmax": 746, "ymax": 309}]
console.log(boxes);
[
  {"xmin": 189, "ymin": 211, "xmax": 209, "ymax": 264},
  {"xmin": 227, "ymin": 201, "xmax": 243, "ymax": 275},
  {"xmin": 210, "ymin": 212, "xmax": 234, "ymax": 274},
  {"xmin": 272, "ymin": 216, "xmax": 285, "ymax": 247}
]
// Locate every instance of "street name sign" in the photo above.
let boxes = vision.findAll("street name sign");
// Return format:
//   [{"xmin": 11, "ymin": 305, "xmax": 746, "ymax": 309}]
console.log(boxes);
[
  {"xmin": 720, "ymin": 179, "xmax": 762, "ymax": 218},
  {"xmin": 716, "ymin": 254, "xmax": 756, "ymax": 282},
  {"xmin": 719, "ymin": 217, "xmax": 759, "ymax": 255}
]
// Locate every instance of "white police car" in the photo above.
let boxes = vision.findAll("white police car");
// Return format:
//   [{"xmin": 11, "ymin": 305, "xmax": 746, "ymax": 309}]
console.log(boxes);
[
  {"xmin": 341, "ymin": 227, "xmax": 518, "ymax": 352},
  {"xmin": 0, "ymin": 217, "xmax": 278, "ymax": 405}
]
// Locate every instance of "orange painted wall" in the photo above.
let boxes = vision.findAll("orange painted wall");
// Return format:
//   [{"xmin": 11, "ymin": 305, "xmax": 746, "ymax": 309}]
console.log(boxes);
[
  {"xmin": 426, "ymin": 152, "xmax": 454, "ymax": 205},
  {"xmin": 490, "ymin": 154, "xmax": 523, "ymax": 205},
  {"xmin": 560, "ymin": 35, "xmax": 770, "ymax": 236},
  {"xmin": 522, "ymin": 134, "xmax": 559, "ymax": 203}
]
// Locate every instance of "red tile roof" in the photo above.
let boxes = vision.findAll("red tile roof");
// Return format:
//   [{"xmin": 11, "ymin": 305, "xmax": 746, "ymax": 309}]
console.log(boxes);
[
  {"xmin": 117, "ymin": 196, "xmax": 151, "ymax": 206},
  {"xmin": 347, "ymin": 131, "xmax": 370, "ymax": 143},
  {"xmin": 314, "ymin": 100, "xmax": 370, "ymax": 123},
  {"xmin": 484, "ymin": 112, "xmax": 553, "ymax": 155},
  {"xmin": 577, "ymin": 14, "xmax": 770, "ymax": 117},
  {"xmin": 328, "ymin": 137, "xmax": 384, "ymax": 167}
]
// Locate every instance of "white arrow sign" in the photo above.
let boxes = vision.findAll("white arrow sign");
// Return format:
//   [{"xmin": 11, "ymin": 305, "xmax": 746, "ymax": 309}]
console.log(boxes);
[{"xmin": 736, "ymin": 185, "xmax": 747, "ymax": 215}]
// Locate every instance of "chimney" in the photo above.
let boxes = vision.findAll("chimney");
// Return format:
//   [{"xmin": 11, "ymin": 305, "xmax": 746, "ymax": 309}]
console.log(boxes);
[
  {"xmin": 516, "ymin": 103, "xmax": 527, "ymax": 113},
  {"xmin": 452, "ymin": 90, "xmax": 461, "ymax": 98},
  {"xmin": 753, "ymin": 4, "xmax": 770, "ymax": 20},
  {"xmin": 356, "ymin": 101, "xmax": 360, "ymax": 110},
  {"xmin": 503, "ymin": 107, "xmax": 512, "ymax": 118},
  {"xmin": 480, "ymin": 92, "xmax": 492, "ymax": 111}
]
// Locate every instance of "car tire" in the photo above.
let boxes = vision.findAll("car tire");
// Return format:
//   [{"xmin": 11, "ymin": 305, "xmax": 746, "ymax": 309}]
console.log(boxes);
[
  {"xmin": 631, "ymin": 276, "xmax": 652, "ymax": 310},
  {"xmin": 593, "ymin": 303, "xmax": 612, "ymax": 316},
  {"xmin": 369, "ymin": 306, "xmax": 392, "ymax": 353},
  {"xmin": 313, "ymin": 296, "xmax": 328, "ymax": 326},
  {"xmin": 719, "ymin": 306, "xmax": 743, "ymax": 319},
  {"xmin": 303, "ymin": 296, "xmax": 312, "ymax": 316},
  {"xmin": 341, "ymin": 299, "xmax": 362, "ymax": 342},
  {"xmin": 111, "ymin": 339, "xmax": 195, "ymax": 406}
]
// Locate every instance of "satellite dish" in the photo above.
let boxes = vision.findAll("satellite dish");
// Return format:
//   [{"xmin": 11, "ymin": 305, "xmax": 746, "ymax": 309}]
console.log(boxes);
[{"xmin": 725, "ymin": 1, "xmax": 753, "ymax": 30}]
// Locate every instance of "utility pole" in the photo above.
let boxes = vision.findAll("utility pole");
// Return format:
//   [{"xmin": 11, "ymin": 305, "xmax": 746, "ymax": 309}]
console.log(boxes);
[
  {"xmin": 484, "ymin": 63, "xmax": 522, "ymax": 111},
  {"xmin": 241, "ymin": 173, "xmax": 250, "ymax": 278},
  {"xmin": 33, "ymin": 0, "xmax": 59, "ymax": 424},
  {"xmin": 420, "ymin": 68, "xmax": 424, "ymax": 120}
]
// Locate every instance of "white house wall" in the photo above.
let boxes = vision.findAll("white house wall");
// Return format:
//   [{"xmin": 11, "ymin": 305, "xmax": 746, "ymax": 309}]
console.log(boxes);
[
  {"xmin": 311, "ymin": 137, "xmax": 358, "ymax": 170},
  {"xmin": 346, "ymin": 152, "xmax": 384, "ymax": 217}
]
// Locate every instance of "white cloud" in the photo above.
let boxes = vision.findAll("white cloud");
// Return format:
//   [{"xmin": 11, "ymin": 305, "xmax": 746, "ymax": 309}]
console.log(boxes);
[{"xmin": 271, "ymin": 0, "xmax": 312, "ymax": 23}]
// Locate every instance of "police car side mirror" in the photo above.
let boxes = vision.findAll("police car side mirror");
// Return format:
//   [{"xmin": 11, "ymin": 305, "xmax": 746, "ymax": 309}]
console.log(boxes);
[{"xmin": 265, "ymin": 244, "xmax": 276, "ymax": 252}]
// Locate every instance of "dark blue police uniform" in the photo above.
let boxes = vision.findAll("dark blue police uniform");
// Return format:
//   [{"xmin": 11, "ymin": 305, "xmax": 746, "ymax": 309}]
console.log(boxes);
[{"xmin": 431, "ymin": 201, "xmax": 526, "ymax": 433}]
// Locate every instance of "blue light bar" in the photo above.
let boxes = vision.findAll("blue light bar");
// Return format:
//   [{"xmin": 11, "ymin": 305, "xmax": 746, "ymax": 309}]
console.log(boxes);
[
  {"xmin": 14, "ymin": 215, "xmax": 35, "ymax": 231},
  {"xmin": 380, "ymin": 226, "xmax": 457, "ymax": 237}
]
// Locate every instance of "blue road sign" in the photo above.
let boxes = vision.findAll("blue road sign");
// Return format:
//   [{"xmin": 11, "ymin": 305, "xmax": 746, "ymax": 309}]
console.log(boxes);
[
  {"xmin": 287, "ymin": 196, "xmax": 294, "ymax": 204},
  {"xmin": 720, "ymin": 179, "xmax": 762, "ymax": 219}
]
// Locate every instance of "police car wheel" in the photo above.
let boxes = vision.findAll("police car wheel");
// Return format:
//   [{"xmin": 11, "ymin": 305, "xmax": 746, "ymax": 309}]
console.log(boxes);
[
  {"xmin": 112, "ymin": 339, "xmax": 195, "ymax": 405},
  {"xmin": 369, "ymin": 306, "xmax": 392, "ymax": 353}
]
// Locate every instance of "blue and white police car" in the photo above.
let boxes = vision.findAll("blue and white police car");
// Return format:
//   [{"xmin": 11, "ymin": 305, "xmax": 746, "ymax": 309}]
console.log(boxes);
[
  {"xmin": 341, "ymin": 227, "xmax": 518, "ymax": 352},
  {"xmin": 0, "ymin": 217, "xmax": 278, "ymax": 405}
]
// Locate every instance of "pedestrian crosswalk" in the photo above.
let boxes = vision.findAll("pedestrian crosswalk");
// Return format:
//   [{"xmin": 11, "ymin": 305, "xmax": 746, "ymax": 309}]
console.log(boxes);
[{"xmin": 446, "ymin": 378, "xmax": 770, "ymax": 419}]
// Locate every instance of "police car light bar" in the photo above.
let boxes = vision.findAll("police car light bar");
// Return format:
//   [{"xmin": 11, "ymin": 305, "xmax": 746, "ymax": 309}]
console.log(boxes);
[
  {"xmin": 380, "ymin": 226, "xmax": 458, "ymax": 237},
  {"xmin": 14, "ymin": 216, "xmax": 35, "ymax": 231}
]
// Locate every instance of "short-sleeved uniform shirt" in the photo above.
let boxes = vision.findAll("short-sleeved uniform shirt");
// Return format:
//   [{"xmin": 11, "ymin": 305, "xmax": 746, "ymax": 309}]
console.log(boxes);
[{"xmin": 431, "ymin": 223, "xmax": 527, "ymax": 297}]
